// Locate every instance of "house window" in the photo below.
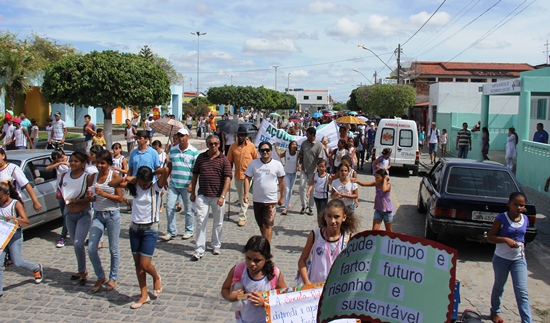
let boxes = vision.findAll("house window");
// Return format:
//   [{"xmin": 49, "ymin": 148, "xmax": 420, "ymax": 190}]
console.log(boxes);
[
  {"xmin": 492, "ymin": 79, "xmax": 498, "ymax": 82},
  {"xmin": 455, "ymin": 78, "xmax": 468, "ymax": 82},
  {"xmin": 427, "ymin": 78, "xmax": 436, "ymax": 82},
  {"xmin": 304, "ymin": 96, "xmax": 309, "ymax": 100},
  {"xmin": 537, "ymin": 99, "xmax": 547, "ymax": 120},
  {"xmin": 317, "ymin": 96, "xmax": 322, "ymax": 100}
]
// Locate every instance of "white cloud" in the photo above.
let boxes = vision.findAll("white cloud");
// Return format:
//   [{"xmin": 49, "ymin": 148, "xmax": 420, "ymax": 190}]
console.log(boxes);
[
  {"xmin": 259, "ymin": 29, "xmax": 318, "ymax": 41},
  {"xmin": 289, "ymin": 70, "xmax": 309, "ymax": 77},
  {"xmin": 243, "ymin": 38, "xmax": 299, "ymax": 54},
  {"xmin": 326, "ymin": 18, "xmax": 362, "ymax": 39},
  {"xmin": 364, "ymin": 14, "xmax": 400, "ymax": 37},
  {"xmin": 409, "ymin": 11, "xmax": 450, "ymax": 26},
  {"xmin": 474, "ymin": 38, "xmax": 511, "ymax": 50},
  {"xmin": 305, "ymin": 1, "xmax": 356, "ymax": 15}
]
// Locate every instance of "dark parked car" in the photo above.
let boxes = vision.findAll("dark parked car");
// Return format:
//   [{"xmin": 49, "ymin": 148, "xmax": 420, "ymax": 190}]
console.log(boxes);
[
  {"xmin": 417, "ymin": 158, "xmax": 537, "ymax": 242},
  {"xmin": 7, "ymin": 150, "xmax": 64, "ymax": 230}
]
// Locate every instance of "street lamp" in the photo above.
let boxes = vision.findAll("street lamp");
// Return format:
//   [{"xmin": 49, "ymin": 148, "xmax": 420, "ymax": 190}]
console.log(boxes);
[
  {"xmin": 191, "ymin": 31, "xmax": 206, "ymax": 108},
  {"xmin": 285, "ymin": 72, "xmax": 291, "ymax": 92},
  {"xmin": 272, "ymin": 65, "xmax": 279, "ymax": 92},
  {"xmin": 229, "ymin": 74, "xmax": 234, "ymax": 86},
  {"xmin": 352, "ymin": 69, "xmax": 373, "ymax": 85},
  {"xmin": 357, "ymin": 45, "xmax": 394, "ymax": 73}
]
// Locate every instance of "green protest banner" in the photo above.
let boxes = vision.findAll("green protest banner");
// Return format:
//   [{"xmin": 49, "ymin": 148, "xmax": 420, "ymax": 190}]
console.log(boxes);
[{"xmin": 317, "ymin": 231, "xmax": 457, "ymax": 323}]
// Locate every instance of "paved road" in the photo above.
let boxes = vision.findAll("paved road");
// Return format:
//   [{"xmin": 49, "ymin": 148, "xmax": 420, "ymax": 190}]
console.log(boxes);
[{"xmin": 2, "ymin": 136, "xmax": 549, "ymax": 322}]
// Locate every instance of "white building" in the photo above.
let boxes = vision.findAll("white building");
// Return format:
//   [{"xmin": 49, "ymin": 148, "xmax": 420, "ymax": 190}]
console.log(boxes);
[{"xmin": 286, "ymin": 89, "xmax": 332, "ymax": 113}]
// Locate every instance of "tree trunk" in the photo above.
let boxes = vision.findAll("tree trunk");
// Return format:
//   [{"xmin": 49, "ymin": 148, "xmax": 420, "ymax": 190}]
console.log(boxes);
[{"xmin": 102, "ymin": 105, "xmax": 114, "ymax": 150}]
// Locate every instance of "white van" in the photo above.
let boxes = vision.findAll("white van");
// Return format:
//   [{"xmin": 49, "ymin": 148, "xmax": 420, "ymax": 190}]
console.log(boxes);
[{"xmin": 372, "ymin": 118, "xmax": 420, "ymax": 176}]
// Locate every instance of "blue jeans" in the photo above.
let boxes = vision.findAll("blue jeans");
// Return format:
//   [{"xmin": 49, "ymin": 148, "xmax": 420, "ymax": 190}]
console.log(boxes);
[
  {"xmin": 65, "ymin": 208, "xmax": 92, "ymax": 273},
  {"xmin": 16, "ymin": 146, "xmax": 26, "ymax": 150},
  {"xmin": 284, "ymin": 172, "xmax": 297, "ymax": 210},
  {"xmin": 129, "ymin": 223, "xmax": 159, "ymax": 258},
  {"xmin": 88, "ymin": 210, "xmax": 121, "ymax": 281},
  {"xmin": 165, "ymin": 184, "xmax": 193, "ymax": 236},
  {"xmin": 490, "ymin": 254, "xmax": 531, "ymax": 323},
  {"xmin": 0, "ymin": 229, "xmax": 40, "ymax": 295},
  {"xmin": 458, "ymin": 145, "xmax": 469, "ymax": 158},
  {"xmin": 58, "ymin": 199, "xmax": 67, "ymax": 239}
]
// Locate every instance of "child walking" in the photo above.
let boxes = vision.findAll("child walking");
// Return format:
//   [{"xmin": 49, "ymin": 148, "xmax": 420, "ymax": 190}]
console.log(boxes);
[
  {"xmin": 297, "ymin": 199, "xmax": 359, "ymax": 285},
  {"xmin": 487, "ymin": 192, "xmax": 532, "ymax": 323},
  {"xmin": 306, "ymin": 159, "xmax": 330, "ymax": 216},
  {"xmin": 109, "ymin": 166, "xmax": 168, "ymax": 309},
  {"xmin": 440, "ymin": 129, "xmax": 448, "ymax": 156},
  {"xmin": 46, "ymin": 149, "xmax": 70, "ymax": 248},
  {"xmin": 0, "ymin": 181, "xmax": 43, "ymax": 297},
  {"xmin": 372, "ymin": 148, "xmax": 391, "ymax": 175},
  {"xmin": 330, "ymin": 163, "xmax": 358, "ymax": 211},
  {"xmin": 355, "ymin": 169, "xmax": 394, "ymax": 232},
  {"xmin": 221, "ymin": 236, "xmax": 287, "ymax": 322}
]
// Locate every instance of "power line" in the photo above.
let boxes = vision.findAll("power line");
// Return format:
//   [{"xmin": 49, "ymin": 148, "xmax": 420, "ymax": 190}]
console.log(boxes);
[
  {"xmin": 415, "ymin": 0, "xmax": 502, "ymax": 58},
  {"xmin": 408, "ymin": 0, "xmax": 480, "ymax": 56},
  {"xmin": 447, "ymin": 0, "xmax": 533, "ymax": 62},
  {"xmin": 402, "ymin": 0, "xmax": 447, "ymax": 46}
]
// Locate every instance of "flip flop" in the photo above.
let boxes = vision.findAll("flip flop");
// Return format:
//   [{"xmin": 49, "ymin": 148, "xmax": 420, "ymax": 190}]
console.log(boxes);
[
  {"xmin": 91, "ymin": 278, "xmax": 106, "ymax": 293},
  {"xmin": 103, "ymin": 280, "xmax": 117, "ymax": 291}
]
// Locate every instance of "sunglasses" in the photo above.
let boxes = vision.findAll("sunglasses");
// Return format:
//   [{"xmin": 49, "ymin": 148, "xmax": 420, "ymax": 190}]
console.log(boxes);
[
  {"xmin": 260, "ymin": 148, "xmax": 271, "ymax": 153},
  {"xmin": 208, "ymin": 142, "xmax": 220, "ymax": 146}
]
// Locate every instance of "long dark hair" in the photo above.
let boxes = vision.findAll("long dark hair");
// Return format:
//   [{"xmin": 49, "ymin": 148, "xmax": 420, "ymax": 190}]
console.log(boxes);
[
  {"xmin": 509, "ymin": 127, "xmax": 519, "ymax": 146},
  {"xmin": 127, "ymin": 166, "xmax": 154, "ymax": 196},
  {"xmin": 0, "ymin": 181, "xmax": 21, "ymax": 203},
  {"xmin": 317, "ymin": 199, "xmax": 359, "ymax": 233},
  {"xmin": 242, "ymin": 236, "xmax": 276, "ymax": 281}
]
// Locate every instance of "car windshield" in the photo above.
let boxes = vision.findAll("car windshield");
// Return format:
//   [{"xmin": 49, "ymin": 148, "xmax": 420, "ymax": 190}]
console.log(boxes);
[
  {"xmin": 446, "ymin": 166, "xmax": 520, "ymax": 198},
  {"xmin": 7, "ymin": 159, "xmax": 21, "ymax": 167}
]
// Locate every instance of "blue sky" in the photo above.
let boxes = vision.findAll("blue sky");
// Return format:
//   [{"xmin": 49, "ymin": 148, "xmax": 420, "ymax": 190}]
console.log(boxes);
[{"xmin": 1, "ymin": 0, "xmax": 548, "ymax": 102}]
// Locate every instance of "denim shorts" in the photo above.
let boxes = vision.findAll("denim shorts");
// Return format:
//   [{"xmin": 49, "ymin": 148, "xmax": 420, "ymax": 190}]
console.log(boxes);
[
  {"xmin": 129, "ymin": 222, "xmax": 159, "ymax": 257},
  {"xmin": 374, "ymin": 210, "xmax": 394, "ymax": 223},
  {"xmin": 429, "ymin": 143, "xmax": 437, "ymax": 153}
]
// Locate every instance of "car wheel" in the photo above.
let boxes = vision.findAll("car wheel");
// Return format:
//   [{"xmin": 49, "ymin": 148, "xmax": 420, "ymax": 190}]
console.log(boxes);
[
  {"xmin": 424, "ymin": 215, "xmax": 437, "ymax": 240},
  {"xmin": 417, "ymin": 190, "xmax": 427, "ymax": 213}
]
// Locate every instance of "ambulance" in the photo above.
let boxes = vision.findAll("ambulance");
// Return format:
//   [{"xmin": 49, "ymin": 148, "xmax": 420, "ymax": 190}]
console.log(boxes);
[{"xmin": 372, "ymin": 118, "xmax": 420, "ymax": 176}]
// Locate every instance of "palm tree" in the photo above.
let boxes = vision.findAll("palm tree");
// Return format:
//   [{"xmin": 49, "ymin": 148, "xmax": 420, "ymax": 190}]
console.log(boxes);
[{"xmin": 0, "ymin": 47, "xmax": 36, "ymax": 111}]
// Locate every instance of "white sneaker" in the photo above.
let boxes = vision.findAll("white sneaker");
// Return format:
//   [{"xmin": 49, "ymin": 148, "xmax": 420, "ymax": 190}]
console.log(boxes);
[
  {"xmin": 160, "ymin": 234, "xmax": 174, "ymax": 241},
  {"xmin": 182, "ymin": 233, "xmax": 194, "ymax": 240}
]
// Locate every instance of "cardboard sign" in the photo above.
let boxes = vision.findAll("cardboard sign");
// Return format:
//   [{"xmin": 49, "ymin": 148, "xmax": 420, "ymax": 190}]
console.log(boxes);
[
  {"xmin": 317, "ymin": 231, "xmax": 457, "ymax": 323},
  {"xmin": 0, "ymin": 220, "xmax": 17, "ymax": 251},
  {"xmin": 254, "ymin": 120, "xmax": 339, "ymax": 151},
  {"xmin": 264, "ymin": 284, "xmax": 357, "ymax": 323}
]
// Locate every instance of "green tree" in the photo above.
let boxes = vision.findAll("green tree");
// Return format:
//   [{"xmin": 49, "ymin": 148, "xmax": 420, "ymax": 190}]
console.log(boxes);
[
  {"xmin": 263, "ymin": 88, "xmax": 282, "ymax": 110},
  {"xmin": 138, "ymin": 45, "xmax": 182, "ymax": 84},
  {"xmin": 332, "ymin": 102, "xmax": 346, "ymax": 111},
  {"xmin": 278, "ymin": 93, "xmax": 297, "ymax": 110},
  {"xmin": 355, "ymin": 84, "xmax": 416, "ymax": 117},
  {"xmin": 346, "ymin": 88, "xmax": 360, "ymax": 113},
  {"xmin": 42, "ymin": 50, "xmax": 171, "ymax": 148}
]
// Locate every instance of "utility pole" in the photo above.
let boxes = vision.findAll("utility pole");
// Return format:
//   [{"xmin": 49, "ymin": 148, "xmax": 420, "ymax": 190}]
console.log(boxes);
[
  {"xmin": 373, "ymin": 71, "xmax": 377, "ymax": 84},
  {"xmin": 285, "ymin": 72, "xmax": 291, "ymax": 92},
  {"xmin": 398, "ymin": 43, "xmax": 402, "ymax": 84},
  {"xmin": 544, "ymin": 39, "xmax": 549, "ymax": 66},
  {"xmin": 272, "ymin": 65, "xmax": 279, "ymax": 92}
]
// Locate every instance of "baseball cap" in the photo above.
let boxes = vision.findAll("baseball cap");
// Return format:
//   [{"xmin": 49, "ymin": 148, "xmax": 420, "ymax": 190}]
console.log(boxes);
[
  {"xmin": 431, "ymin": 122, "xmax": 436, "ymax": 125},
  {"xmin": 370, "ymin": 122, "xmax": 375, "ymax": 126},
  {"xmin": 54, "ymin": 111, "xmax": 61, "ymax": 117},
  {"xmin": 177, "ymin": 127, "xmax": 189, "ymax": 136},
  {"xmin": 13, "ymin": 118, "xmax": 21, "ymax": 124}
]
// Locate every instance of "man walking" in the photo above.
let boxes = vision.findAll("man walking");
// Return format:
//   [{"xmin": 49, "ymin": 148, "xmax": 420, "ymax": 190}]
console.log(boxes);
[
  {"xmin": 366, "ymin": 122, "xmax": 377, "ymax": 161},
  {"xmin": 456, "ymin": 122, "xmax": 472, "ymax": 158},
  {"xmin": 160, "ymin": 127, "xmax": 199, "ymax": 241},
  {"xmin": 227, "ymin": 125, "xmax": 258, "ymax": 227},
  {"xmin": 83, "ymin": 114, "xmax": 97, "ymax": 151},
  {"xmin": 426, "ymin": 122, "xmax": 440, "ymax": 164},
  {"xmin": 298, "ymin": 127, "xmax": 324, "ymax": 215},
  {"xmin": 128, "ymin": 130, "xmax": 160, "ymax": 176},
  {"xmin": 189, "ymin": 135, "xmax": 232, "ymax": 261},
  {"xmin": 243, "ymin": 141, "xmax": 285, "ymax": 243},
  {"xmin": 50, "ymin": 111, "xmax": 67, "ymax": 149}
]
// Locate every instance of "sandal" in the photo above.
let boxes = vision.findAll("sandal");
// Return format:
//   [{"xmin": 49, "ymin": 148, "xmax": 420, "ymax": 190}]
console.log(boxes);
[
  {"xmin": 490, "ymin": 313, "xmax": 504, "ymax": 323},
  {"xmin": 281, "ymin": 209, "xmax": 288, "ymax": 215},
  {"xmin": 91, "ymin": 278, "xmax": 106, "ymax": 293},
  {"xmin": 103, "ymin": 280, "xmax": 117, "ymax": 291},
  {"xmin": 79, "ymin": 271, "xmax": 88, "ymax": 286},
  {"xmin": 152, "ymin": 275, "xmax": 162, "ymax": 298}
]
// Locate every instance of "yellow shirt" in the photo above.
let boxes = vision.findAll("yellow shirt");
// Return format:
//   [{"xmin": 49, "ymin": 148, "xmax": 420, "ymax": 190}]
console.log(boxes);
[{"xmin": 92, "ymin": 136, "xmax": 106, "ymax": 147}]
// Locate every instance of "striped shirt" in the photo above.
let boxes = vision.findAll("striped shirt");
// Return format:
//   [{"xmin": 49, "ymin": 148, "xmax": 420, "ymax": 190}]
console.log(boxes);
[
  {"xmin": 169, "ymin": 144, "xmax": 199, "ymax": 188},
  {"xmin": 456, "ymin": 129, "xmax": 471, "ymax": 146},
  {"xmin": 51, "ymin": 119, "xmax": 66, "ymax": 140},
  {"xmin": 193, "ymin": 151, "xmax": 232, "ymax": 197}
]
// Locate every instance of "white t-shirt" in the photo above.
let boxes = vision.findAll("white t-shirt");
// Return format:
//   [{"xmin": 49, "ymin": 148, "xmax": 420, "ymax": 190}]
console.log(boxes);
[
  {"xmin": 0, "ymin": 163, "xmax": 29, "ymax": 191},
  {"xmin": 145, "ymin": 119, "xmax": 154, "ymax": 131},
  {"xmin": 45, "ymin": 125, "xmax": 53, "ymax": 142},
  {"xmin": 331, "ymin": 178, "xmax": 357, "ymax": 207},
  {"xmin": 244, "ymin": 158, "xmax": 285, "ymax": 203},
  {"xmin": 2, "ymin": 124, "xmax": 15, "ymax": 145},
  {"xmin": 283, "ymin": 151, "xmax": 298, "ymax": 174},
  {"xmin": 132, "ymin": 182, "xmax": 162, "ymax": 223},
  {"xmin": 428, "ymin": 128, "xmax": 440, "ymax": 144}
]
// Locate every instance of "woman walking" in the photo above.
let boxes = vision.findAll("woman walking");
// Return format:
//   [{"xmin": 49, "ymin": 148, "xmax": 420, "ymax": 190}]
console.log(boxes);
[
  {"xmin": 88, "ymin": 150, "xmax": 123, "ymax": 293},
  {"xmin": 505, "ymin": 127, "xmax": 518, "ymax": 171},
  {"xmin": 58, "ymin": 151, "xmax": 94, "ymax": 285}
]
